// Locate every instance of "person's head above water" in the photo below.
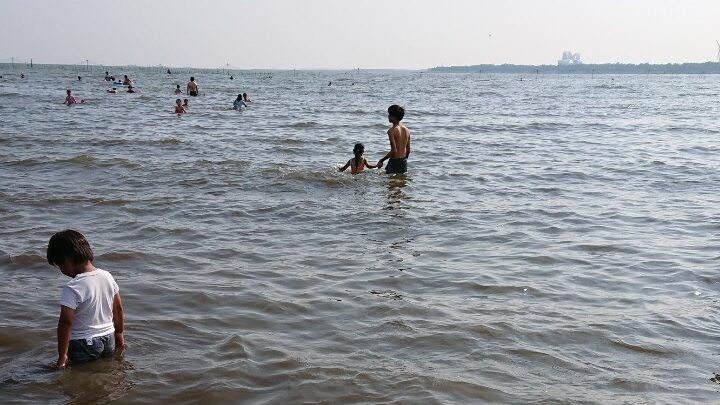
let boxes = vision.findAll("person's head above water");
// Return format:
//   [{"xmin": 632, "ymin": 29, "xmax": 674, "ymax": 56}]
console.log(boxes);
[
  {"xmin": 47, "ymin": 229, "xmax": 94, "ymax": 268},
  {"xmin": 124, "ymin": 75, "xmax": 128, "ymax": 79},
  {"xmin": 176, "ymin": 84, "xmax": 180, "ymax": 89},
  {"xmin": 190, "ymin": 76, "xmax": 195, "ymax": 82},
  {"xmin": 77, "ymin": 76, "xmax": 81, "ymax": 80},
  {"xmin": 388, "ymin": 105, "xmax": 405, "ymax": 122},
  {"xmin": 236, "ymin": 94, "xmax": 243, "ymax": 101},
  {"xmin": 353, "ymin": 143, "xmax": 364, "ymax": 157},
  {"xmin": 183, "ymin": 98, "xmax": 189, "ymax": 105},
  {"xmin": 66, "ymin": 89, "xmax": 72, "ymax": 95},
  {"xmin": 176, "ymin": 98, "xmax": 182, "ymax": 105}
]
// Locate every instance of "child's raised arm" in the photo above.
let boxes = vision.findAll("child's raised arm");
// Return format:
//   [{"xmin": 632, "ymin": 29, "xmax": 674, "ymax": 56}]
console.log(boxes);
[{"xmin": 364, "ymin": 159, "xmax": 377, "ymax": 169}]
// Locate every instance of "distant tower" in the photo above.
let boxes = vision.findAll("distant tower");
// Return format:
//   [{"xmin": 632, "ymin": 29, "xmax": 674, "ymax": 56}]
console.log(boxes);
[{"xmin": 716, "ymin": 41, "xmax": 720, "ymax": 63}]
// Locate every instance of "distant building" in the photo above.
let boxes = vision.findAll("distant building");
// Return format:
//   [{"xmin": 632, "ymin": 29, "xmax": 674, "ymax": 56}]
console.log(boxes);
[{"xmin": 558, "ymin": 51, "xmax": 582, "ymax": 66}]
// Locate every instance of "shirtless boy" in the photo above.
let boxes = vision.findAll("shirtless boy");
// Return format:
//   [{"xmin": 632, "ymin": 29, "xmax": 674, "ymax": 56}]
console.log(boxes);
[
  {"xmin": 187, "ymin": 77, "xmax": 199, "ymax": 96},
  {"xmin": 377, "ymin": 105, "xmax": 411, "ymax": 174}
]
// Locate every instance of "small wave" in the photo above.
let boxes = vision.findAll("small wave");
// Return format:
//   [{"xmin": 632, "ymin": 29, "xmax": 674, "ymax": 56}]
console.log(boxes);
[
  {"xmin": 283, "ymin": 168, "xmax": 363, "ymax": 188},
  {"xmin": 369, "ymin": 289, "xmax": 403, "ymax": 300},
  {"xmin": 58, "ymin": 154, "xmax": 95, "ymax": 166},
  {"xmin": 611, "ymin": 340, "xmax": 673, "ymax": 356},
  {"xmin": 193, "ymin": 159, "xmax": 249, "ymax": 171},
  {"xmin": 593, "ymin": 84, "xmax": 629, "ymax": 90},
  {"xmin": 96, "ymin": 250, "xmax": 150, "ymax": 262},
  {"xmin": 6, "ymin": 158, "xmax": 42, "ymax": 167},
  {"xmin": 1, "ymin": 253, "xmax": 46, "ymax": 266},
  {"xmin": 54, "ymin": 154, "xmax": 139, "ymax": 169},
  {"xmin": 37, "ymin": 196, "xmax": 131, "ymax": 206},
  {"xmin": 94, "ymin": 139, "xmax": 129, "ymax": 146},
  {"xmin": 286, "ymin": 121, "xmax": 319, "ymax": 129}
]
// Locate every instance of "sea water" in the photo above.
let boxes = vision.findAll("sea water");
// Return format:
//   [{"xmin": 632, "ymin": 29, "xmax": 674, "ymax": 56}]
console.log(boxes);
[{"xmin": 0, "ymin": 66, "xmax": 718, "ymax": 403}]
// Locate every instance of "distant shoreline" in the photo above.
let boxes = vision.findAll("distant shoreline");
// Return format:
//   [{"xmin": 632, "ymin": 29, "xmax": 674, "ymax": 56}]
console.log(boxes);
[
  {"xmin": 428, "ymin": 62, "xmax": 720, "ymax": 74},
  {"xmin": 3, "ymin": 61, "xmax": 720, "ymax": 74}
]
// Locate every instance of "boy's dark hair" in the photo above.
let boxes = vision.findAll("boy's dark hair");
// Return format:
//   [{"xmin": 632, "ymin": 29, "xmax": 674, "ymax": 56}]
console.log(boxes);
[
  {"xmin": 190, "ymin": 76, "xmax": 195, "ymax": 81},
  {"xmin": 388, "ymin": 105, "xmax": 405, "ymax": 121},
  {"xmin": 47, "ymin": 230, "xmax": 94, "ymax": 266}
]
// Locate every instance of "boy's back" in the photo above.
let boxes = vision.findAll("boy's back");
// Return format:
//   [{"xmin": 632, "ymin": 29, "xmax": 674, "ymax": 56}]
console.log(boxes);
[
  {"xmin": 388, "ymin": 124, "xmax": 411, "ymax": 159},
  {"xmin": 60, "ymin": 268, "xmax": 119, "ymax": 339}
]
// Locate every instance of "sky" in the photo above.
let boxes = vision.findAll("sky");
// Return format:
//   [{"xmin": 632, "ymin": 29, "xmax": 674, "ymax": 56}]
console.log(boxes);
[{"xmin": 1, "ymin": 0, "xmax": 719, "ymax": 69}]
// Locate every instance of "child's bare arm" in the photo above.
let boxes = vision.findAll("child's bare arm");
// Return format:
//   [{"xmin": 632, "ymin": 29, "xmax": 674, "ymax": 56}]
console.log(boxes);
[
  {"xmin": 113, "ymin": 293, "xmax": 125, "ymax": 351},
  {"xmin": 364, "ymin": 159, "xmax": 377, "ymax": 169},
  {"xmin": 57, "ymin": 306, "xmax": 74, "ymax": 368},
  {"xmin": 338, "ymin": 160, "xmax": 351, "ymax": 172}
]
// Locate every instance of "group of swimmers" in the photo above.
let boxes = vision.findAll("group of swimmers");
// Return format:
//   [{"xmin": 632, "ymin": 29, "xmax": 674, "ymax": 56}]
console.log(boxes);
[{"xmin": 60, "ymin": 71, "xmax": 409, "ymax": 174}]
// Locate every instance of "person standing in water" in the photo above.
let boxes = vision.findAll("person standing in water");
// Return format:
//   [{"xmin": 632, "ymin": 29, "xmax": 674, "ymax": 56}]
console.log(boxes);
[
  {"xmin": 187, "ymin": 77, "xmax": 199, "ymax": 96},
  {"xmin": 174, "ymin": 84, "xmax": 182, "ymax": 94},
  {"xmin": 377, "ymin": 105, "xmax": 411, "ymax": 174},
  {"xmin": 64, "ymin": 89, "xmax": 77, "ymax": 105},
  {"xmin": 47, "ymin": 230, "xmax": 125, "ymax": 368}
]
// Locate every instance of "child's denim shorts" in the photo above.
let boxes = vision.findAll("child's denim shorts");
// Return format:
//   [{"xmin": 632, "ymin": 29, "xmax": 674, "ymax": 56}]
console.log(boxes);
[{"xmin": 68, "ymin": 333, "xmax": 115, "ymax": 364}]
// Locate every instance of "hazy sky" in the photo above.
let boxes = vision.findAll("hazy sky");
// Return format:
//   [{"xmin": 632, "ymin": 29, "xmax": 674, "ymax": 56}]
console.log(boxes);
[{"xmin": 1, "ymin": 0, "xmax": 719, "ymax": 69}]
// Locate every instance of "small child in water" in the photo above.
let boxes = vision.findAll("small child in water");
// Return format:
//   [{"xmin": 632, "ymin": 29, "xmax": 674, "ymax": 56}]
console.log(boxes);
[
  {"xmin": 175, "ymin": 98, "xmax": 186, "ymax": 114},
  {"xmin": 174, "ymin": 84, "xmax": 182, "ymax": 94},
  {"xmin": 47, "ymin": 230, "xmax": 124, "ymax": 368},
  {"xmin": 64, "ymin": 89, "xmax": 77, "ymax": 105},
  {"xmin": 339, "ymin": 143, "xmax": 377, "ymax": 174}
]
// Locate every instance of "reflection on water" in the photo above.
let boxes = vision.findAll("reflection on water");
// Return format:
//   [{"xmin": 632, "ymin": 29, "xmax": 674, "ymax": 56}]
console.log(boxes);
[
  {"xmin": 60, "ymin": 357, "xmax": 133, "ymax": 404},
  {"xmin": 383, "ymin": 174, "xmax": 409, "ymax": 211}
]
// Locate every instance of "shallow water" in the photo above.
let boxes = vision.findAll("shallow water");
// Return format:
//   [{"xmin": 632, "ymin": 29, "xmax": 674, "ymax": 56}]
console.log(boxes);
[{"xmin": 0, "ymin": 66, "xmax": 719, "ymax": 404}]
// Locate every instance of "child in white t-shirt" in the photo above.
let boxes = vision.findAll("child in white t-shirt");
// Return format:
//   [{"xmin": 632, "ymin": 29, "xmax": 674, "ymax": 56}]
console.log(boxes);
[{"xmin": 47, "ymin": 230, "xmax": 125, "ymax": 368}]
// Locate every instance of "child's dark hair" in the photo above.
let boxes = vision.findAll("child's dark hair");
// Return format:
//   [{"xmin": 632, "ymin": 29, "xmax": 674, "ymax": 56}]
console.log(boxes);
[
  {"xmin": 353, "ymin": 143, "xmax": 364, "ymax": 167},
  {"xmin": 388, "ymin": 104, "xmax": 405, "ymax": 121},
  {"xmin": 47, "ymin": 230, "xmax": 94, "ymax": 266}
]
